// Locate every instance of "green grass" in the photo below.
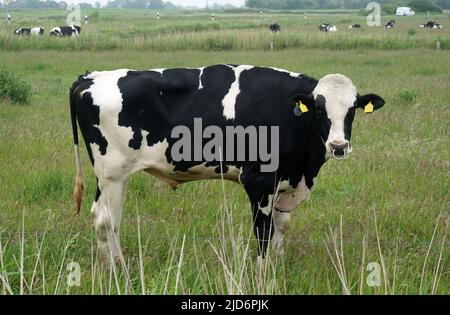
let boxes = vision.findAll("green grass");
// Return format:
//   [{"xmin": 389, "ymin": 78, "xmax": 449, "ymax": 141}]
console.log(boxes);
[
  {"xmin": 0, "ymin": 9, "xmax": 449, "ymax": 295},
  {"xmin": 0, "ymin": 9, "xmax": 449, "ymax": 51}
]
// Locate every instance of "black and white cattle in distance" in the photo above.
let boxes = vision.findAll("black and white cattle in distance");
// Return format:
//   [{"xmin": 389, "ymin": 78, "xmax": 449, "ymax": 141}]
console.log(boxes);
[
  {"xmin": 269, "ymin": 23, "xmax": 281, "ymax": 33},
  {"xmin": 419, "ymin": 21, "xmax": 443, "ymax": 29},
  {"xmin": 50, "ymin": 25, "xmax": 81, "ymax": 37},
  {"xmin": 348, "ymin": 24, "xmax": 362, "ymax": 29},
  {"xmin": 319, "ymin": 23, "xmax": 337, "ymax": 32},
  {"xmin": 69, "ymin": 65, "xmax": 385, "ymax": 264},
  {"xmin": 15, "ymin": 27, "xmax": 44, "ymax": 36},
  {"xmin": 385, "ymin": 20, "xmax": 396, "ymax": 29}
]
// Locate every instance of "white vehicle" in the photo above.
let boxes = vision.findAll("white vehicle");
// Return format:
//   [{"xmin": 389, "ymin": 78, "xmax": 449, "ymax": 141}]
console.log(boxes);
[{"xmin": 396, "ymin": 7, "xmax": 415, "ymax": 16}]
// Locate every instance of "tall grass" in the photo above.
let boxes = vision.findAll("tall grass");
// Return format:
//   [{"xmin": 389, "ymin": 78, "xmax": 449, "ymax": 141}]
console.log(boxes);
[
  {"xmin": 0, "ymin": 206, "xmax": 447, "ymax": 295},
  {"xmin": 1, "ymin": 29, "xmax": 449, "ymax": 52}
]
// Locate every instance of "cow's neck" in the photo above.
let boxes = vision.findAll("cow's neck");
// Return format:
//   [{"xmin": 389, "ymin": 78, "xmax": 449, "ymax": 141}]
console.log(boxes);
[{"xmin": 289, "ymin": 123, "xmax": 327, "ymax": 190}]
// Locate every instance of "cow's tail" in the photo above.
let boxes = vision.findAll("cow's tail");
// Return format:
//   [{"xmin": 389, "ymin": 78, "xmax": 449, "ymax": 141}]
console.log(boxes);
[{"xmin": 70, "ymin": 80, "xmax": 84, "ymax": 215}]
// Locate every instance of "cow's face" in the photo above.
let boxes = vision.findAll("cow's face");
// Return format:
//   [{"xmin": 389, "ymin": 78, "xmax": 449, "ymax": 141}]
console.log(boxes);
[{"xmin": 291, "ymin": 74, "xmax": 384, "ymax": 160}]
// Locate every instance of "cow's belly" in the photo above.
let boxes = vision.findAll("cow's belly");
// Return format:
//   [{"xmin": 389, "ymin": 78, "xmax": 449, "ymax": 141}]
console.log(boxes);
[{"xmin": 145, "ymin": 163, "xmax": 241, "ymax": 187}]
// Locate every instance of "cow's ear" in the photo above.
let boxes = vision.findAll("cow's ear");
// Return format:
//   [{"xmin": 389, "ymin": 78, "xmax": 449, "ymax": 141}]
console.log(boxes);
[
  {"xmin": 356, "ymin": 94, "xmax": 385, "ymax": 114},
  {"xmin": 290, "ymin": 94, "xmax": 315, "ymax": 116}
]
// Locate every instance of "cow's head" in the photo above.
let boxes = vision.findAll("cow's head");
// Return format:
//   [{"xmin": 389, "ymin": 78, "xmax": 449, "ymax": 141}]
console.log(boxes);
[{"xmin": 291, "ymin": 74, "xmax": 384, "ymax": 160}]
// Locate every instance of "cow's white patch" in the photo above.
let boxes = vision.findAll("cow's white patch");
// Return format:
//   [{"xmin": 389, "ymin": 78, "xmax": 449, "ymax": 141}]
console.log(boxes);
[
  {"xmin": 328, "ymin": 26, "xmax": 338, "ymax": 32},
  {"xmin": 152, "ymin": 68, "xmax": 165, "ymax": 75},
  {"xmin": 270, "ymin": 67, "xmax": 301, "ymax": 78},
  {"xmin": 313, "ymin": 74, "xmax": 356, "ymax": 158},
  {"xmin": 50, "ymin": 27, "xmax": 61, "ymax": 36},
  {"xmin": 30, "ymin": 27, "xmax": 42, "ymax": 35},
  {"xmin": 276, "ymin": 176, "xmax": 311, "ymax": 211},
  {"xmin": 222, "ymin": 65, "xmax": 253, "ymax": 120},
  {"xmin": 259, "ymin": 193, "xmax": 275, "ymax": 216},
  {"xmin": 198, "ymin": 67, "xmax": 205, "ymax": 89}
]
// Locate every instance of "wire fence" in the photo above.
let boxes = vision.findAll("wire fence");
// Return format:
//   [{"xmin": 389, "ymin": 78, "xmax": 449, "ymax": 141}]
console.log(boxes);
[{"xmin": 1, "ymin": 228, "xmax": 448, "ymax": 248}]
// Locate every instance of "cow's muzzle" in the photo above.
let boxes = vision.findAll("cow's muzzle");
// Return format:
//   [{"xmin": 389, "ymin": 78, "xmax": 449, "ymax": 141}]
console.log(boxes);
[{"xmin": 330, "ymin": 142, "xmax": 349, "ymax": 160}]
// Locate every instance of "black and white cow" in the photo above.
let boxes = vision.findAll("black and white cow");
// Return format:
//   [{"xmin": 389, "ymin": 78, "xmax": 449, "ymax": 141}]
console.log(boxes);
[
  {"xmin": 69, "ymin": 65, "xmax": 385, "ymax": 264},
  {"xmin": 419, "ymin": 21, "xmax": 442, "ymax": 29},
  {"xmin": 14, "ymin": 27, "xmax": 44, "ymax": 36},
  {"xmin": 50, "ymin": 25, "xmax": 81, "ymax": 37},
  {"xmin": 348, "ymin": 24, "xmax": 361, "ymax": 29},
  {"xmin": 385, "ymin": 20, "xmax": 396, "ymax": 29},
  {"xmin": 269, "ymin": 23, "xmax": 281, "ymax": 33},
  {"xmin": 319, "ymin": 23, "xmax": 337, "ymax": 32}
]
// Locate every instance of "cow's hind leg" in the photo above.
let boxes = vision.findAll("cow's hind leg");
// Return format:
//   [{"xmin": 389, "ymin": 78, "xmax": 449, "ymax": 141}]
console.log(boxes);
[{"xmin": 91, "ymin": 178, "xmax": 128, "ymax": 264}]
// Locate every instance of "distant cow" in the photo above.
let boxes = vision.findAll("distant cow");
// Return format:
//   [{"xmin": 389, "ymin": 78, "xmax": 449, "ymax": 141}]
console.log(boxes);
[
  {"xmin": 319, "ymin": 23, "xmax": 337, "ymax": 32},
  {"xmin": 385, "ymin": 20, "xmax": 396, "ymax": 29},
  {"xmin": 348, "ymin": 24, "xmax": 361, "ymax": 29},
  {"xmin": 269, "ymin": 23, "xmax": 281, "ymax": 33},
  {"xmin": 419, "ymin": 21, "xmax": 442, "ymax": 29},
  {"xmin": 50, "ymin": 25, "xmax": 81, "ymax": 37},
  {"xmin": 15, "ymin": 27, "xmax": 44, "ymax": 36}
]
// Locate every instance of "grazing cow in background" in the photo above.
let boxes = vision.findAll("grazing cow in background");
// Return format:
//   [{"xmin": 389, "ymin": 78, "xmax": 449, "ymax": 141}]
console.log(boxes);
[
  {"xmin": 269, "ymin": 23, "xmax": 281, "ymax": 33},
  {"xmin": 348, "ymin": 24, "xmax": 361, "ymax": 29},
  {"xmin": 15, "ymin": 27, "xmax": 44, "ymax": 36},
  {"xmin": 69, "ymin": 65, "xmax": 385, "ymax": 264},
  {"xmin": 319, "ymin": 23, "xmax": 337, "ymax": 32},
  {"xmin": 50, "ymin": 25, "xmax": 81, "ymax": 37},
  {"xmin": 385, "ymin": 20, "xmax": 396, "ymax": 29},
  {"xmin": 419, "ymin": 21, "xmax": 442, "ymax": 29}
]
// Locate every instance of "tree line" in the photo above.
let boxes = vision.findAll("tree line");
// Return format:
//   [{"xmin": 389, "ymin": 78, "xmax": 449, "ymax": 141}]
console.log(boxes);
[{"xmin": 0, "ymin": 0, "xmax": 178, "ymax": 10}]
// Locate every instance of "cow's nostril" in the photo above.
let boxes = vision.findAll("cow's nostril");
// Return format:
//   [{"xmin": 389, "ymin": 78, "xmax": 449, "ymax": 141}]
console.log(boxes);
[{"xmin": 330, "ymin": 143, "xmax": 348, "ymax": 152}]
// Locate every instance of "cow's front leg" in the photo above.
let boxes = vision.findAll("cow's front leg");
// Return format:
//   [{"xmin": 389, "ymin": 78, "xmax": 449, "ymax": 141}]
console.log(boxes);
[
  {"xmin": 91, "ymin": 178, "xmax": 128, "ymax": 265},
  {"xmin": 252, "ymin": 201, "xmax": 275, "ymax": 261},
  {"xmin": 271, "ymin": 175, "xmax": 313, "ymax": 255},
  {"xmin": 271, "ymin": 209, "xmax": 291, "ymax": 256},
  {"xmin": 242, "ymin": 170, "xmax": 278, "ymax": 261}
]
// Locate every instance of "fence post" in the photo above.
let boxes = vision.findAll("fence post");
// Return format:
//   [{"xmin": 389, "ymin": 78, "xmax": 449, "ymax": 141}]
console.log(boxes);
[
  {"xmin": 269, "ymin": 34, "xmax": 274, "ymax": 51},
  {"xmin": 436, "ymin": 41, "xmax": 441, "ymax": 50}
]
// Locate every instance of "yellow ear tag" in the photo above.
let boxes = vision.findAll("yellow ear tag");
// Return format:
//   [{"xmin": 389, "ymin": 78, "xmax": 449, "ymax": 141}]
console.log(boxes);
[
  {"xmin": 364, "ymin": 102, "xmax": 374, "ymax": 113},
  {"xmin": 299, "ymin": 102, "xmax": 309, "ymax": 113}
]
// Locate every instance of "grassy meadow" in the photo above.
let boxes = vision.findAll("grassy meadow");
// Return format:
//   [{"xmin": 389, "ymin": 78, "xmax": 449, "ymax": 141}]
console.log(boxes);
[{"xmin": 0, "ymin": 9, "xmax": 449, "ymax": 295}]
